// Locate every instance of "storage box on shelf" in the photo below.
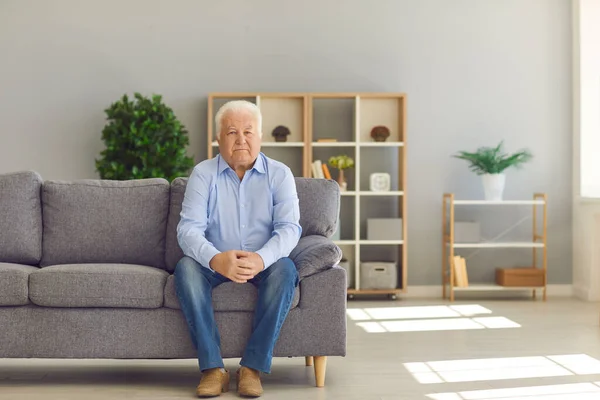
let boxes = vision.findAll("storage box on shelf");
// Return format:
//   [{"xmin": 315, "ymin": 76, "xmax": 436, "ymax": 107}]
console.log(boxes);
[
  {"xmin": 207, "ymin": 92, "xmax": 407, "ymax": 300},
  {"xmin": 442, "ymin": 193, "xmax": 548, "ymax": 302}
]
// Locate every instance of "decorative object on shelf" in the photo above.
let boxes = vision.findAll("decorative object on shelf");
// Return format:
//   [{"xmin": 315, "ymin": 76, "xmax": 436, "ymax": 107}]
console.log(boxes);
[
  {"xmin": 452, "ymin": 141, "xmax": 533, "ymax": 201},
  {"xmin": 370, "ymin": 125, "xmax": 390, "ymax": 142},
  {"xmin": 95, "ymin": 92, "xmax": 194, "ymax": 181},
  {"xmin": 328, "ymin": 154, "xmax": 354, "ymax": 192},
  {"xmin": 496, "ymin": 267, "xmax": 544, "ymax": 287},
  {"xmin": 369, "ymin": 172, "xmax": 391, "ymax": 191},
  {"xmin": 271, "ymin": 125, "xmax": 291, "ymax": 142}
]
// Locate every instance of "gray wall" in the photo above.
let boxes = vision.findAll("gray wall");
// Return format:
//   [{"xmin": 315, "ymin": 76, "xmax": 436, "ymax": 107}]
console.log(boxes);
[{"xmin": 0, "ymin": 0, "xmax": 572, "ymax": 285}]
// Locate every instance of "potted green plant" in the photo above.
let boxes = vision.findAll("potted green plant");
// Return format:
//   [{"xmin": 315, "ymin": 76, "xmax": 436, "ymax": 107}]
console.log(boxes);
[
  {"xmin": 453, "ymin": 141, "xmax": 533, "ymax": 201},
  {"xmin": 328, "ymin": 154, "xmax": 354, "ymax": 191},
  {"xmin": 95, "ymin": 92, "xmax": 194, "ymax": 181}
]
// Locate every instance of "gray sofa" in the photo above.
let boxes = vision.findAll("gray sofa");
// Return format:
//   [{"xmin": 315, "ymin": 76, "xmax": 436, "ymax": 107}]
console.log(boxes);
[{"xmin": 0, "ymin": 171, "xmax": 346, "ymax": 387}]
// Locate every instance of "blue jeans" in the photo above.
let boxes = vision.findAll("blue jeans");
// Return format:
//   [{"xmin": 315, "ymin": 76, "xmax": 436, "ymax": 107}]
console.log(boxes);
[{"xmin": 174, "ymin": 255, "xmax": 299, "ymax": 374}]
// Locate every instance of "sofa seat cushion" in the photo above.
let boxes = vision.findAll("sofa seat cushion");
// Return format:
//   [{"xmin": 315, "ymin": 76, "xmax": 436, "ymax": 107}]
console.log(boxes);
[
  {"xmin": 0, "ymin": 263, "xmax": 40, "ymax": 306},
  {"xmin": 0, "ymin": 171, "xmax": 43, "ymax": 264},
  {"xmin": 163, "ymin": 274, "xmax": 300, "ymax": 311},
  {"xmin": 29, "ymin": 264, "xmax": 169, "ymax": 308}
]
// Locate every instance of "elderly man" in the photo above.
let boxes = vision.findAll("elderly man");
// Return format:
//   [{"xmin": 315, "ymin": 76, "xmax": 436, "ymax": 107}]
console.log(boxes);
[{"xmin": 174, "ymin": 100, "xmax": 302, "ymax": 398}]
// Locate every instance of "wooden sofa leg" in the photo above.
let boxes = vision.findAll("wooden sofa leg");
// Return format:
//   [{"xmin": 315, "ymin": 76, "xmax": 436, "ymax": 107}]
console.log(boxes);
[
  {"xmin": 314, "ymin": 356, "xmax": 327, "ymax": 387},
  {"xmin": 305, "ymin": 356, "xmax": 313, "ymax": 366}
]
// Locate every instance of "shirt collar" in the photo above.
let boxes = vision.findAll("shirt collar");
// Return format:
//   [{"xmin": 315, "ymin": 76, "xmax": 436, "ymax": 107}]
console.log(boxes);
[{"xmin": 217, "ymin": 153, "xmax": 266, "ymax": 175}]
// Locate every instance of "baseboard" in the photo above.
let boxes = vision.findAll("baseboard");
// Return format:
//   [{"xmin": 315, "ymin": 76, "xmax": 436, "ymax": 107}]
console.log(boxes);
[
  {"xmin": 398, "ymin": 285, "xmax": 574, "ymax": 299},
  {"xmin": 572, "ymin": 285, "xmax": 600, "ymax": 301},
  {"xmin": 573, "ymin": 285, "xmax": 590, "ymax": 300}
]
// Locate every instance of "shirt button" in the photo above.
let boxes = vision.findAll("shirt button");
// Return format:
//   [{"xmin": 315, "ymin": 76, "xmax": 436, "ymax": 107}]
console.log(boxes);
[
  {"xmin": 241, "ymin": 204, "xmax": 245, "ymax": 208},
  {"xmin": 242, "ymin": 225, "xmax": 246, "ymax": 228}
]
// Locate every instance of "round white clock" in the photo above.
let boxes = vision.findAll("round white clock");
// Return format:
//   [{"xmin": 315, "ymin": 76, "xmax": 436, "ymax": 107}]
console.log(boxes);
[{"xmin": 369, "ymin": 173, "xmax": 391, "ymax": 192}]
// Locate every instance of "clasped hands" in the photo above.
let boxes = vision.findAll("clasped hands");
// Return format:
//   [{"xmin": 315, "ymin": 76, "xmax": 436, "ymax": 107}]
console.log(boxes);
[{"xmin": 209, "ymin": 250, "xmax": 264, "ymax": 283}]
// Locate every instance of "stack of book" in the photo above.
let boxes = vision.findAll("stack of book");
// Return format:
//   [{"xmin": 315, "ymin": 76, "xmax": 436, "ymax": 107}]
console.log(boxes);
[{"xmin": 311, "ymin": 160, "xmax": 332, "ymax": 179}]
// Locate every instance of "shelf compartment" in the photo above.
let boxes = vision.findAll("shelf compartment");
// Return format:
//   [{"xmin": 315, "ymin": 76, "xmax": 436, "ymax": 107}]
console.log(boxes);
[
  {"xmin": 313, "ymin": 147, "xmax": 356, "ymax": 191},
  {"xmin": 359, "ymin": 147, "xmax": 403, "ymax": 191},
  {"xmin": 358, "ymin": 243, "xmax": 404, "ymax": 293},
  {"xmin": 311, "ymin": 98, "xmax": 355, "ymax": 142},
  {"xmin": 359, "ymin": 196, "xmax": 403, "ymax": 241},
  {"xmin": 358, "ymin": 96, "xmax": 405, "ymax": 144},
  {"xmin": 258, "ymin": 95, "xmax": 305, "ymax": 144},
  {"xmin": 261, "ymin": 147, "xmax": 304, "ymax": 177}
]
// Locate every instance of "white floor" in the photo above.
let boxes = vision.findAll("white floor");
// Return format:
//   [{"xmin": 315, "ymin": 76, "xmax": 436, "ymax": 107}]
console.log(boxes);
[{"xmin": 1, "ymin": 298, "xmax": 600, "ymax": 399}]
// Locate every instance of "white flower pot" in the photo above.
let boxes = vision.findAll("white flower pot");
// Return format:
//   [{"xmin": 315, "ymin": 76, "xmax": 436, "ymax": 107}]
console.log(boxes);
[{"xmin": 481, "ymin": 173, "xmax": 505, "ymax": 201}]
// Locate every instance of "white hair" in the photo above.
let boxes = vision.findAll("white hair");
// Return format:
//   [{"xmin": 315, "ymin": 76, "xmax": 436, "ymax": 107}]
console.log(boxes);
[{"xmin": 214, "ymin": 100, "xmax": 262, "ymax": 138}]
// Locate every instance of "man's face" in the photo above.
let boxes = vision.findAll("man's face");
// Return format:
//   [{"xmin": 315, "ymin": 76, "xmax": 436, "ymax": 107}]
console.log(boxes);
[{"xmin": 217, "ymin": 109, "xmax": 261, "ymax": 168}]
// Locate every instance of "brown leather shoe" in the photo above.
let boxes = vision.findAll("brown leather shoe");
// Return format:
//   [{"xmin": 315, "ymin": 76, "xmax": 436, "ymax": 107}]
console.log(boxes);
[
  {"xmin": 196, "ymin": 368, "xmax": 229, "ymax": 398},
  {"xmin": 237, "ymin": 366, "xmax": 263, "ymax": 397}
]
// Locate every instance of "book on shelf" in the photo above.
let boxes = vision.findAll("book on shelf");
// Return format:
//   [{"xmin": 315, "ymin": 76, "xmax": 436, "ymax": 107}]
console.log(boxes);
[
  {"xmin": 452, "ymin": 256, "xmax": 469, "ymax": 287},
  {"xmin": 311, "ymin": 160, "xmax": 331, "ymax": 179}
]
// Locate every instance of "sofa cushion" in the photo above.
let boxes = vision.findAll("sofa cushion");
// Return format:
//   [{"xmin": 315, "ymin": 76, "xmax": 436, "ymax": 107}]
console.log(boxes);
[
  {"xmin": 0, "ymin": 263, "xmax": 39, "ymax": 306},
  {"xmin": 29, "ymin": 264, "xmax": 169, "ymax": 308},
  {"xmin": 0, "ymin": 171, "xmax": 43, "ymax": 264},
  {"xmin": 295, "ymin": 178, "xmax": 340, "ymax": 238},
  {"xmin": 289, "ymin": 235, "xmax": 342, "ymax": 279},
  {"xmin": 165, "ymin": 177, "xmax": 187, "ymax": 272},
  {"xmin": 163, "ymin": 274, "xmax": 300, "ymax": 311},
  {"xmin": 40, "ymin": 178, "xmax": 170, "ymax": 269}
]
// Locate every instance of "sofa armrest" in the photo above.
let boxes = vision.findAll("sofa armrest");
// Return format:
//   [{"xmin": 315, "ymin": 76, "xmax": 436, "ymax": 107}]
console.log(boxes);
[{"xmin": 289, "ymin": 235, "xmax": 342, "ymax": 280}]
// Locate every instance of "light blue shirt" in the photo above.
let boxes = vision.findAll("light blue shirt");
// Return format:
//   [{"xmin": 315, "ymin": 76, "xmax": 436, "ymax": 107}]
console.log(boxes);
[{"xmin": 177, "ymin": 152, "xmax": 302, "ymax": 271}]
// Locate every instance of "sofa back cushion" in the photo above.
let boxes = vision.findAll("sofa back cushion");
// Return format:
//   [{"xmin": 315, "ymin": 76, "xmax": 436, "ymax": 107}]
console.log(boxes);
[
  {"xmin": 294, "ymin": 177, "xmax": 340, "ymax": 238},
  {"xmin": 165, "ymin": 177, "xmax": 187, "ymax": 272},
  {"xmin": 40, "ymin": 178, "xmax": 170, "ymax": 269},
  {"xmin": 164, "ymin": 176, "xmax": 340, "ymax": 271},
  {"xmin": 0, "ymin": 171, "xmax": 43, "ymax": 265}
]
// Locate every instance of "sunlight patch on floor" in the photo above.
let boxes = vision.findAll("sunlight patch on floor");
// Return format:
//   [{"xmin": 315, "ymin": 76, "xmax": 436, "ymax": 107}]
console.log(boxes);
[
  {"xmin": 347, "ymin": 304, "xmax": 512, "ymax": 333},
  {"xmin": 427, "ymin": 382, "xmax": 600, "ymax": 400},
  {"xmin": 346, "ymin": 305, "xmax": 492, "ymax": 321},
  {"xmin": 406, "ymin": 354, "xmax": 600, "ymax": 384}
]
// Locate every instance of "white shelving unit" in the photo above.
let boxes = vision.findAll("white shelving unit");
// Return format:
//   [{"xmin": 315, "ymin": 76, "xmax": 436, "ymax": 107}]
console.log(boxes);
[{"xmin": 442, "ymin": 193, "xmax": 548, "ymax": 302}]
